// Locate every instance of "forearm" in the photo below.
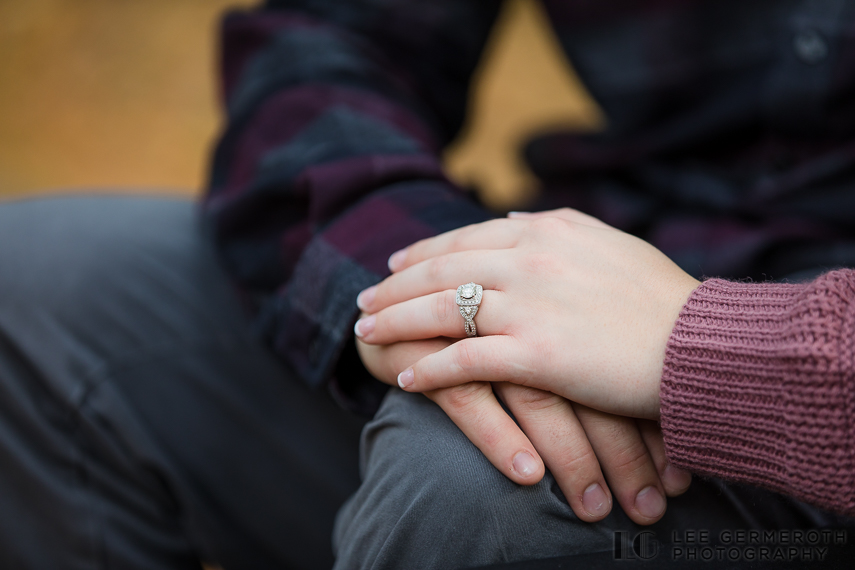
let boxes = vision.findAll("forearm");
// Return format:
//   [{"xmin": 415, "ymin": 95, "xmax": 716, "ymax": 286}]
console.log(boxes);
[{"xmin": 202, "ymin": 2, "xmax": 499, "ymax": 411}]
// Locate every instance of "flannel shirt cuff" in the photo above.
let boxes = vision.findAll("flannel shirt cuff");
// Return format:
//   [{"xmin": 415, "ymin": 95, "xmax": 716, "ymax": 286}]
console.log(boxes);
[{"xmin": 258, "ymin": 180, "xmax": 490, "ymax": 415}]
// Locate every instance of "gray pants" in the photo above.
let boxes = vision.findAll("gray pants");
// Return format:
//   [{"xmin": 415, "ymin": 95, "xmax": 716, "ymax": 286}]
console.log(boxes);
[
  {"xmin": 0, "ymin": 196, "xmax": 841, "ymax": 570},
  {"xmin": 0, "ymin": 196, "xmax": 365, "ymax": 569},
  {"xmin": 333, "ymin": 390, "xmax": 847, "ymax": 569}
]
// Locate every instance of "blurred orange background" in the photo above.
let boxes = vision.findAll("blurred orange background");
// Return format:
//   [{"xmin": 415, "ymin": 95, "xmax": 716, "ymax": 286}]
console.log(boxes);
[{"xmin": 0, "ymin": 0, "xmax": 603, "ymax": 210}]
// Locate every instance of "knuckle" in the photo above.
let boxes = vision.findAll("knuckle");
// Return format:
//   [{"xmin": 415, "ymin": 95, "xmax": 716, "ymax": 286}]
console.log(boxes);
[
  {"xmin": 377, "ymin": 310, "xmax": 400, "ymax": 339},
  {"xmin": 444, "ymin": 382, "xmax": 490, "ymax": 412},
  {"xmin": 432, "ymin": 290, "xmax": 457, "ymax": 326},
  {"xmin": 578, "ymin": 414, "xmax": 654, "ymax": 477},
  {"xmin": 530, "ymin": 215, "xmax": 568, "ymax": 235},
  {"xmin": 370, "ymin": 285, "xmax": 387, "ymax": 310},
  {"xmin": 555, "ymin": 445, "xmax": 600, "ymax": 476},
  {"xmin": 608, "ymin": 443, "xmax": 652, "ymax": 477},
  {"xmin": 479, "ymin": 424, "xmax": 504, "ymax": 449},
  {"xmin": 553, "ymin": 207, "xmax": 587, "ymax": 223},
  {"xmin": 426, "ymin": 255, "xmax": 450, "ymax": 283},
  {"xmin": 451, "ymin": 340, "xmax": 478, "ymax": 372},
  {"xmin": 450, "ymin": 227, "xmax": 472, "ymax": 251},
  {"xmin": 405, "ymin": 242, "xmax": 423, "ymax": 263},
  {"xmin": 509, "ymin": 386, "xmax": 565, "ymax": 412},
  {"xmin": 484, "ymin": 218, "xmax": 508, "ymax": 233}
]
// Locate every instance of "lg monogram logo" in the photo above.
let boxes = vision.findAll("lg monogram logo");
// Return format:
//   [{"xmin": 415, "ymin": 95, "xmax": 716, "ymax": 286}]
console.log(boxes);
[{"xmin": 613, "ymin": 531, "xmax": 659, "ymax": 561}]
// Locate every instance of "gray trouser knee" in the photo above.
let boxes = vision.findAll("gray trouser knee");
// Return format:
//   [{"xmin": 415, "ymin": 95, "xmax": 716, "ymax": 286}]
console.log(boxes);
[
  {"xmin": 333, "ymin": 389, "xmax": 613, "ymax": 569},
  {"xmin": 333, "ymin": 389, "xmax": 845, "ymax": 570}
]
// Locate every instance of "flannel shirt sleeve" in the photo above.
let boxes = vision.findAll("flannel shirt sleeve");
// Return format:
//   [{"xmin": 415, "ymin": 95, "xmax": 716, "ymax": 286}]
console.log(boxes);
[{"xmin": 202, "ymin": 1, "xmax": 500, "ymax": 414}]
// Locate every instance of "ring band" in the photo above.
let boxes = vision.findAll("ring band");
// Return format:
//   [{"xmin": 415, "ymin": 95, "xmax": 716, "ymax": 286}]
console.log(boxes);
[{"xmin": 455, "ymin": 282, "xmax": 483, "ymax": 337}]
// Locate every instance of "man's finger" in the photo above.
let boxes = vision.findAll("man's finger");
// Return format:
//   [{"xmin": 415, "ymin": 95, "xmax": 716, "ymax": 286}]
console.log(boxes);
[
  {"xmin": 428, "ymin": 383, "xmax": 545, "ymax": 486},
  {"xmin": 637, "ymin": 419, "xmax": 692, "ymax": 496},
  {"xmin": 496, "ymin": 384, "xmax": 612, "ymax": 522},
  {"xmin": 355, "ymin": 334, "xmax": 452, "ymax": 386},
  {"xmin": 356, "ymin": 337, "xmax": 544, "ymax": 486},
  {"xmin": 573, "ymin": 405, "xmax": 668, "ymax": 525}
]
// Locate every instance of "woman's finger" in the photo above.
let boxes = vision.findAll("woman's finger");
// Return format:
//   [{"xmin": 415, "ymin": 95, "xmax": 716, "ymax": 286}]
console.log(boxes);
[
  {"xmin": 395, "ymin": 336, "xmax": 532, "ymax": 392},
  {"xmin": 355, "ymin": 289, "xmax": 508, "ymax": 344},
  {"xmin": 356, "ymin": 334, "xmax": 452, "ymax": 388},
  {"xmin": 388, "ymin": 218, "xmax": 525, "ymax": 272},
  {"xmin": 637, "ymin": 419, "xmax": 692, "ymax": 497},
  {"xmin": 360, "ymin": 249, "xmax": 509, "ymax": 313},
  {"xmin": 387, "ymin": 208, "xmax": 613, "ymax": 273},
  {"xmin": 496, "ymin": 384, "xmax": 613, "ymax": 522},
  {"xmin": 573, "ymin": 405, "xmax": 668, "ymax": 525},
  {"xmin": 427, "ymin": 383, "xmax": 546, "ymax": 486}
]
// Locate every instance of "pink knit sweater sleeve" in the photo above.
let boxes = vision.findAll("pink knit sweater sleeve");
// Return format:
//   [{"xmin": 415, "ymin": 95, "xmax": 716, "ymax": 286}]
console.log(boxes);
[{"xmin": 660, "ymin": 269, "xmax": 855, "ymax": 515}]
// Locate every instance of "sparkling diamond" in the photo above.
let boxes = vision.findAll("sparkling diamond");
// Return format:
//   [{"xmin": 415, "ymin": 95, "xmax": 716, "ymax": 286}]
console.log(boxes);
[{"xmin": 460, "ymin": 283, "xmax": 476, "ymax": 299}]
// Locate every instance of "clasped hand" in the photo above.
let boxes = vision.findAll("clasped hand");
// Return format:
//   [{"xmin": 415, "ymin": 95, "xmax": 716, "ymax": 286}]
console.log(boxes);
[{"xmin": 354, "ymin": 208, "xmax": 699, "ymax": 525}]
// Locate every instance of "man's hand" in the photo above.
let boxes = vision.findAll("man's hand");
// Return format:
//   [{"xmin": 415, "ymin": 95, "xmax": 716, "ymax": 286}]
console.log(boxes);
[{"xmin": 357, "ymin": 335, "xmax": 691, "ymax": 525}]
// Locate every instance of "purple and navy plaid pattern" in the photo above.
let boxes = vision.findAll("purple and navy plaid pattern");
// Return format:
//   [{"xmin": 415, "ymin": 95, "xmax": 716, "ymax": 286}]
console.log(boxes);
[{"xmin": 204, "ymin": 0, "xmax": 855, "ymax": 413}]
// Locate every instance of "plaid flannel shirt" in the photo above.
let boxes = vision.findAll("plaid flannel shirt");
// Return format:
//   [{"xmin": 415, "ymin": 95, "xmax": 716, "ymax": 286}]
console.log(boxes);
[{"xmin": 203, "ymin": 0, "xmax": 855, "ymax": 414}]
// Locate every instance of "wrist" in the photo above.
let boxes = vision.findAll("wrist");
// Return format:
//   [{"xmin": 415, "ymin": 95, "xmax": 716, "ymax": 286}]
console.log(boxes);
[{"xmin": 651, "ymin": 274, "xmax": 701, "ymax": 419}]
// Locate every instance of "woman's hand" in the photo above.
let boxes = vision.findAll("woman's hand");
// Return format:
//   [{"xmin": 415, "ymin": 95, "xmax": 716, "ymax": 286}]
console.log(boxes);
[{"xmin": 355, "ymin": 208, "xmax": 700, "ymax": 419}]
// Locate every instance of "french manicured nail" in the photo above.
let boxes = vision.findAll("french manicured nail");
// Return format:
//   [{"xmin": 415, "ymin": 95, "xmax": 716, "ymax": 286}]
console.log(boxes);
[
  {"xmin": 582, "ymin": 483, "xmax": 610, "ymax": 518},
  {"xmin": 663, "ymin": 463, "xmax": 692, "ymax": 491},
  {"xmin": 356, "ymin": 286, "xmax": 376, "ymax": 311},
  {"xmin": 397, "ymin": 368, "xmax": 414, "ymax": 389},
  {"xmin": 513, "ymin": 451, "xmax": 539, "ymax": 477},
  {"xmin": 635, "ymin": 486, "xmax": 666, "ymax": 519},
  {"xmin": 388, "ymin": 248, "xmax": 407, "ymax": 272},
  {"xmin": 353, "ymin": 315, "xmax": 375, "ymax": 338}
]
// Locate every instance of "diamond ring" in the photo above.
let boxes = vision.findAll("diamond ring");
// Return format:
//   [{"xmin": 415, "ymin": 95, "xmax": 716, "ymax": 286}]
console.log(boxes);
[{"xmin": 455, "ymin": 282, "xmax": 483, "ymax": 337}]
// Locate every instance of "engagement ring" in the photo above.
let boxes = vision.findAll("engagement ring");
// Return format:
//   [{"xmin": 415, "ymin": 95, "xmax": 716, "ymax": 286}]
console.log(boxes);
[{"xmin": 455, "ymin": 282, "xmax": 483, "ymax": 337}]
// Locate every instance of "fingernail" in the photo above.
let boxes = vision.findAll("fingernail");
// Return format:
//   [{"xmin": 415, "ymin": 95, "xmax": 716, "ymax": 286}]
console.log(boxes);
[
  {"xmin": 507, "ymin": 211, "xmax": 530, "ymax": 218},
  {"xmin": 635, "ymin": 486, "xmax": 666, "ymax": 519},
  {"xmin": 663, "ymin": 463, "xmax": 692, "ymax": 491},
  {"xmin": 353, "ymin": 315, "xmax": 375, "ymax": 338},
  {"xmin": 582, "ymin": 483, "xmax": 610, "ymax": 518},
  {"xmin": 388, "ymin": 248, "xmax": 407, "ymax": 272},
  {"xmin": 397, "ymin": 368, "xmax": 414, "ymax": 389},
  {"xmin": 356, "ymin": 286, "xmax": 376, "ymax": 311},
  {"xmin": 512, "ymin": 452, "xmax": 538, "ymax": 477}
]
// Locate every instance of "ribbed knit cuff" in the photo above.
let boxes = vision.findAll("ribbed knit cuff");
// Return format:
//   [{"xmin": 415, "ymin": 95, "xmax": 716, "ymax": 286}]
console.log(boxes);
[{"xmin": 660, "ymin": 271, "xmax": 855, "ymax": 515}]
